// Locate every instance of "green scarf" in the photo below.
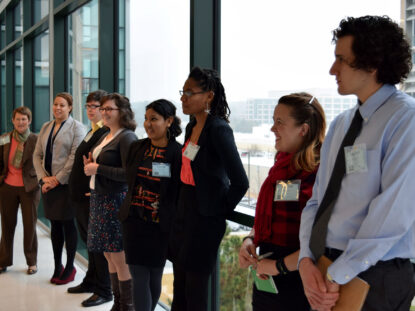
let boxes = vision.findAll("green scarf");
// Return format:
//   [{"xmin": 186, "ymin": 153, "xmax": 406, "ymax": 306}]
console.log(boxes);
[{"xmin": 12, "ymin": 129, "xmax": 30, "ymax": 168}]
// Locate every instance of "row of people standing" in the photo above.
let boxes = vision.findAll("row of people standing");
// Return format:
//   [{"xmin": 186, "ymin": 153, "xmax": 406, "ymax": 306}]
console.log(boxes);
[
  {"xmin": 72, "ymin": 67, "xmax": 248, "ymax": 311},
  {"xmin": 0, "ymin": 66, "xmax": 248, "ymax": 310}
]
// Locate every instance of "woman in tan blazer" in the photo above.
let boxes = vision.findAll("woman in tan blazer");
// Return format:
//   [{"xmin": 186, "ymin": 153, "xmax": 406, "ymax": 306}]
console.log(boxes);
[
  {"xmin": 33, "ymin": 92, "xmax": 85, "ymax": 285},
  {"xmin": 0, "ymin": 107, "xmax": 40, "ymax": 275}
]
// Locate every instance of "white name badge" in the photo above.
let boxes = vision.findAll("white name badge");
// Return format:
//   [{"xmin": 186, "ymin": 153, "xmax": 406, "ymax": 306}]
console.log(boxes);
[
  {"xmin": 152, "ymin": 162, "xmax": 171, "ymax": 178},
  {"xmin": 274, "ymin": 180, "xmax": 301, "ymax": 201},
  {"xmin": 0, "ymin": 135, "xmax": 10, "ymax": 146},
  {"xmin": 344, "ymin": 143, "xmax": 368, "ymax": 174},
  {"xmin": 183, "ymin": 142, "xmax": 200, "ymax": 161},
  {"xmin": 83, "ymin": 131, "xmax": 93, "ymax": 142}
]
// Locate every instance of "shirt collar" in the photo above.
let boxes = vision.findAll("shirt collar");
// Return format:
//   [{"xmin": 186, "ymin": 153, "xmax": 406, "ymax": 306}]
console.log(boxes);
[
  {"xmin": 358, "ymin": 84, "xmax": 396, "ymax": 121},
  {"xmin": 91, "ymin": 120, "xmax": 104, "ymax": 132}
]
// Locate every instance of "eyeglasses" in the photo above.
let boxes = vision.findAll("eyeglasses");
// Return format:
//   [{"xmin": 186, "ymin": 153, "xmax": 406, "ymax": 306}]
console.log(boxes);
[
  {"xmin": 179, "ymin": 90, "xmax": 207, "ymax": 97},
  {"xmin": 99, "ymin": 107, "xmax": 120, "ymax": 112},
  {"xmin": 85, "ymin": 104, "xmax": 100, "ymax": 110}
]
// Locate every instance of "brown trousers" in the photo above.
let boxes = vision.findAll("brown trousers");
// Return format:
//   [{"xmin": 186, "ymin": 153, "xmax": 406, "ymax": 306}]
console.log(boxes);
[{"xmin": 0, "ymin": 183, "xmax": 40, "ymax": 267}]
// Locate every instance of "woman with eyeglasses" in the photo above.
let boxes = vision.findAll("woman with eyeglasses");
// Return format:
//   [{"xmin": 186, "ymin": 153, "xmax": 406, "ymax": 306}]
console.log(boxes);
[
  {"xmin": 120, "ymin": 99, "xmax": 182, "ymax": 311},
  {"xmin": 169, "ymin": 67, "xmax": 249, "ymax": 311},
  {"xmin": 83, "ymin": 93, "xmax": 137, "ymax": 311},
  {"xmin": 238, "ymin": 93, "xmax": 326, "ymax": 311},
  {"xmin": 33, "ymin": 92, "xmax": 86, "ymax": 284}
]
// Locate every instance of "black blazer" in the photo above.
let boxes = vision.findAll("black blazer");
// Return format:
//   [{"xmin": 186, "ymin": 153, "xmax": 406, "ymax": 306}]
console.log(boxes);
[
  {"xmin": 68, "ymin": 126, "xmax": 109, "ymax": 202},
  {"xmin": 119, "ymin": 138, "xmax": 182, "ymax": 233},
  {"xmin": 186, "ymin": 114, "xmax": 249, "ymax": 217},
  {"xmin": 93, "ymin": 129, "xmax": 138, "ymax": 194}
]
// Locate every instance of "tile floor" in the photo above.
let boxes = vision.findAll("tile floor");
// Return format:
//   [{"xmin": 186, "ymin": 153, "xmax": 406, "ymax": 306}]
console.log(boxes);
[{"xmin": 0, "ymin": 212, "xmax": 168, "ymax": 311}]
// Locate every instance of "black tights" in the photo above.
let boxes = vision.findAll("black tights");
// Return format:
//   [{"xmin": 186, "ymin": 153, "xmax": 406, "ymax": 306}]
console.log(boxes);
[{"xmin": 50, "ymin": 219, "xmax": 78, "ymax": 278}]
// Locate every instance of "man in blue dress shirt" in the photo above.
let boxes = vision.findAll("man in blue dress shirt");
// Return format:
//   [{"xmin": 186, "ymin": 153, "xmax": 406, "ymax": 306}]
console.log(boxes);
[{"xmin": 299, "ymin": 16, "xmax": 415, "ymax": 311}]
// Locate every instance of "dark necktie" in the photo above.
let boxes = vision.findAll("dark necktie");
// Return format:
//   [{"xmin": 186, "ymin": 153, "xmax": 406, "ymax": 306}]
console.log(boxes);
[{"xmin": 309, "ymin": 108, "xmax": 364, "ymax": 260}]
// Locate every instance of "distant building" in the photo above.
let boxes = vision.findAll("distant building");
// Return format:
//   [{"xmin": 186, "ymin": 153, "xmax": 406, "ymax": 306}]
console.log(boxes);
[{"xmin": 402, "ymin": 0, "xmax": 415, "ymax": 97}]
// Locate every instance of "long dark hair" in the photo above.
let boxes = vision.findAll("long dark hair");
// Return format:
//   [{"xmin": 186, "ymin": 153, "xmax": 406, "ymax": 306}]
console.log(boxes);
[
  {"xmin": 146, "ymin": 99, "xmax": 182, "ymax": 139},
  {"xmin": 188, "ymin": 67, "xmax": 231, "ymax": 123}
]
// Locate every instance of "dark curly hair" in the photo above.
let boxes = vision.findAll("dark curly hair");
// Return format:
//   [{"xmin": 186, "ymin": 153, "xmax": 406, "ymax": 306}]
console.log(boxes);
[
  {"xmin": 332, "ymin": 15, "xmax": 412, "ymax": 85},
  {"xmin": 278, "ymin": 92, "xmax": 326, "ymax": 172},
  {"xmin": 146, "ymin": 99, "xmax": 182, "ymax": 139},
  {"xmin": 100, "ymin": 93, "xmax": 137, "ymax": 131},
  {"xmin": 188, "ymin": 67, "xmax": 231, "ymax": 123}
]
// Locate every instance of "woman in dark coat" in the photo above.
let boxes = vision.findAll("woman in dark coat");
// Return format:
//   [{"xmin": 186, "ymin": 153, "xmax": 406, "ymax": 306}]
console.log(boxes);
[
  {"xmin": 83, "ymin": 93, "xmax": 137, "ymax": 311},
  {"xmin": 170, "ymin": 67, "xmax": 249, "ymax": 311},
  {"xmin": 120, "ymin": 99, "xmax": 182, "ymax": 311}
]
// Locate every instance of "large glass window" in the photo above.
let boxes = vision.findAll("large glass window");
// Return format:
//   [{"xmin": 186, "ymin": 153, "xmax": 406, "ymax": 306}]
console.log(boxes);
[
  {"xmin": 126, "ymin": 0, "xmax": 190, "ymax": 306},
  {"xmin": 0, "ymin": 55, "xmax": 5, "ymax": 132},
  {"xmin": 33, "ymin": 31, "xmax": 49, "ymax": 132},
  {"xmin": 220, "ymin": 1, "xmax": 400, "ymax": 309},
  {"xmin": 118, "ymin": 0, "xmax": 126, "ymax": 94},
  {"xmin": 127, "ymin": 0, "xmax": 190, "ymax": 141},
  {"xmin": 67, "ymin": 0, "xmax": 99, "ymax": 125},
  {"xmin": 14, "ymin": 47, "xmax": 23, "ymax": 108},
  {"xmin": 0, "ymin": 16, "xmax": 5, "ymax": 50},
  {"xmin": 13, "ymin": 1, "xmax": 23, "ymax": 39},
  {"xmin": 33, "ymin": 0, "xmax": 49, "ymax": 24}
]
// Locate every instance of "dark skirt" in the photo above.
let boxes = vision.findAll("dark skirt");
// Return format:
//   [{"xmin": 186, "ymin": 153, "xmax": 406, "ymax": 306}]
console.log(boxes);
[
  {"xmin": 122, "ymin": 214, "xmax": 168, "ymax": 267},
  {"xmin": 252, "ymin": 243, "xmax": 310, "ymax": 311},
  {"xmin": 87, "ymin": 190, "xmax": 125, "ymax": 253},
  {"xmin": 42, "ymin": 184, "xmax": 74, "ymax": 220},
  {"xmin": 169, "ymin": 184, "xmax": 226, "ymax": 273}
]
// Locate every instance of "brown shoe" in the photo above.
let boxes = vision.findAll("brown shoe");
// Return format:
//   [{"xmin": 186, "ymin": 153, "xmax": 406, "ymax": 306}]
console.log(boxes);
[{"xmin": 27, "ymin": 266, "xmax": 38, "ymax": 275}]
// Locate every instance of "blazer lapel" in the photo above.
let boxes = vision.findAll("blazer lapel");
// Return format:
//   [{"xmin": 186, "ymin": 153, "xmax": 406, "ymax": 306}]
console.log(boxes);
[
  {"xmin": 2, "ymin": 132, "xmax": 12, "ymax": 171},
  {"xmin": 22, "ymin": 134, "xmax": 35, "ymax": 165},
  {"xmin": 41, "ymin": 121, "xmax": 54, "ymax": 155}
]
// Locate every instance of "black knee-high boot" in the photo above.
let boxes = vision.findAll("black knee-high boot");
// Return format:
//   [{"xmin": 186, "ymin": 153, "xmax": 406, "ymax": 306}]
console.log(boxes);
[
  {"xmin": 110, "ymin": 273, "xmax": 121, "ymax": 311},
  {"xmin": 119, "ymin": 279, "xmax": 134, "ymax": 311}
]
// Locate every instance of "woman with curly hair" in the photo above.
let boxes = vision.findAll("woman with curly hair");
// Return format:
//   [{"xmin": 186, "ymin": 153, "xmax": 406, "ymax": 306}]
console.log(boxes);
[
  {"xmin": 83, "ymin": 93, "xmax": 137, "ymax": 311},
  {"xmin": 170, "ymin": 67, "xmax": 249, "ymax": 310}
]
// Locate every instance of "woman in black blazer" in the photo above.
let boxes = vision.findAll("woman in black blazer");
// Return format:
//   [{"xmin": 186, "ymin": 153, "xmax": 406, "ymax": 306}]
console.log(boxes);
[
  {"xmin": 170, "ymin": 67, "xmax": 249, "ymax": 311},
  {"xmin": 120, "ymin": 99, "xmax": 182, "ymax": 311},
  {"xmin": 83, "ymin": 93, "xmax": 137, "ymax": 311}
]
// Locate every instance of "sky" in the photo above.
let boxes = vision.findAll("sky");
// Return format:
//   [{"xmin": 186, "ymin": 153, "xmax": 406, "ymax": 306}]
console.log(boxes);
[{"xmin": 127, "ymin": 0, "xmax": 401, "ymax": 104}]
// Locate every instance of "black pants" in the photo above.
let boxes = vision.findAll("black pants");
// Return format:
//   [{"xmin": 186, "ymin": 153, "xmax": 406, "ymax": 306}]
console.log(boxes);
[
  {"xmin": 171, "ymin": 263, "xmax": 210, "ymax": 311},
  {"xmin": 252, "ymin": 243, "xmax": 309, "ymax": 311},
  {"xmin": 359, "ymin": 259, "xmax": 415, "ymax": 311},
  {"xmin": 74, "ymin": 200, "xmax": 111, "ymax": 298},
  {"xmin": 169, "ymin": 184, "xmax": 225, "ymax": 311},
  {"xmin": 325, "ymin": 248, "xmax": 415, "ymax": 311}
]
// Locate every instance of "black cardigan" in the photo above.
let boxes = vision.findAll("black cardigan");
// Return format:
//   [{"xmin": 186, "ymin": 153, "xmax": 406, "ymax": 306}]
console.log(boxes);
[
  {"xmin": 93, "ymin": 129, "xmax": 138, "ymax": 194},
  {"xmin": 119, "ymin": 138, "xmax": 182, "ymax": 233},
  {"xmin": 186, "ymin": 114, "xmax": 249, "ymax": 217},
  {"xmin": 68, "ymin": 126, "xmax": 109, "ymax": 202}
]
